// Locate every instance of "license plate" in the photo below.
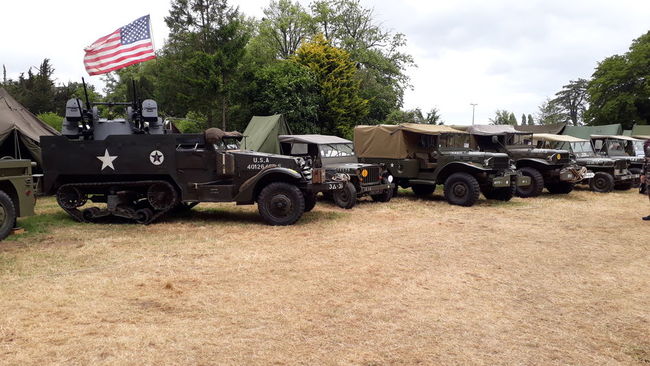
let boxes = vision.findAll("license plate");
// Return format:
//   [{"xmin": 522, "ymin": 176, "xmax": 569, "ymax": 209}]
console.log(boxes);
[{"xmin": 583, "ymin": 172, "xmax": 595, "ymax": 179}]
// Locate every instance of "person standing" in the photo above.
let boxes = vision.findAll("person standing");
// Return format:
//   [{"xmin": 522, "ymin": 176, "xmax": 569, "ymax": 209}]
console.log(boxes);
[{"xmin": 641, "ymin": 139, "xmax": 650, "ymax": 221}]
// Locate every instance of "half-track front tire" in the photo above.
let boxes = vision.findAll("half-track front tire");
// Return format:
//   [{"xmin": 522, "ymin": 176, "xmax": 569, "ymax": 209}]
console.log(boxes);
[
  {"xmin": 333, "ymin": 182, "xmax": 357, "ymax": 209},
  {"xmin": 411, "ymin": 184, "xmax": 436, "ymax": 197},
  {"xmin": 444, "ymin": 173, "xmax": 480, "ymax": 207},
  {"xmin": 545, "ymin": 181, "xmax": 574, "ymax": 194},
  {"xmin": 304, "ymin": 193, "xmax": 317, "ymax": 212},
  {"xmin": 516, "ymin": 167, "xmax": 544, "ymax": 198},
  {"xmin": 0, "ymin": 191, "xmax": 16, "ymax": 241},
  {"xmin": 589, "ymin": 172, "xmax": 614, "ymax": 193},
  {"xmin": 257, "ymin": 182, "xmax": 305, "ymax": 226}
]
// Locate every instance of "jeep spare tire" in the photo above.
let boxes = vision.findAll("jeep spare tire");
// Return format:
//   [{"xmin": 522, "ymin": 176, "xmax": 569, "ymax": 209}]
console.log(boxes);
[
  {"xmin": 333, "ymin": 182, "xmax": 357, "ymax": 209},
  {"xmin": 443, "ymin": 172, "xmax": 480, "ymax": 206},
  {"xmin": 258, "ymin": 182, "xmax": 305, "ymax": 225}
]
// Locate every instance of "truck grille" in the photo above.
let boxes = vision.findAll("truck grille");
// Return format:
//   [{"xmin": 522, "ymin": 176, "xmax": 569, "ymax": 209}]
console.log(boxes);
[
  {"xmin": 491, "ymin": 157, "xmax": 510, "ymax": 169},
  {"xmin": 614, "ymin": 160, "xmax": 628, "ymax": 170},
  {"xmin": 363, "ymin": 166, "xmax": 381, "ymax": 184}
]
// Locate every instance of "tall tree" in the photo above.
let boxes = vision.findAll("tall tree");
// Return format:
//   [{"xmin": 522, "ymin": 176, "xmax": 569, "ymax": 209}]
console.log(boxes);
[
  {"xmin": 527, "ymin": 114, "xmax": 534, "ymax": 125},
  {"xmin": 551, "ymin": 79, "xmax": 588, "ymax": 125},
  {"xmin": 521, "ymin": 113, "xmax": 527, "ymax": 126},
  {"xmin": 164, "ymin": 0, "xmax": 251, "ymax": 129},
  {"xmin": 259, "ymin": 0, "xmax": 314, "ymax": 59},
  {"xmin": 294, "ymin": 34, "xmax": 368, "ymax": 137},
  {"xmin": 490, "ymin": 110, "xmax": 515, "ymax": 125},
  {"xmin": 537, "ymin": 98, "xmax": 566, "ymax": 125},
  {"xmin": 586, "ymin": 31, "xmax": 650, "ymax": 129}
]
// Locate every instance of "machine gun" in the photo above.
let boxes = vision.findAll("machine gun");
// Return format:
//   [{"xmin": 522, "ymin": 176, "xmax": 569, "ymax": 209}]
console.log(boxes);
[{"xmin": 61, "ymin": 78, "xmax": 163, "ymax": 141}]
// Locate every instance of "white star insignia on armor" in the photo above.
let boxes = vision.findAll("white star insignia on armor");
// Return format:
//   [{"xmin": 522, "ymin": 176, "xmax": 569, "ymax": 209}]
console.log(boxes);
[{"xmin": 97, "ymin": 149, "xmax": 117, "ymax": 171}]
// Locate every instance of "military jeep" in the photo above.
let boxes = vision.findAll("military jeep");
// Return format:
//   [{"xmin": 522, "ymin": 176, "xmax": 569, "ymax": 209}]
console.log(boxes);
[
  {"xmin": 0, "ymin": 159, "xmax": 36, "ymax": 240},
  {"xmin": 590, "ymin": 135, "xmax": 644, "ymax": 188},
  {"xmin": 354, "ymin": 124, "xmax": 529, "ymax": 207},
  {"xmin": 466, "ymin": 125, "xmax": 589, "ymax": 197},
  {"xmin": 278, "ymin": 134, "xmax": 394, "ymax": 209},
  {"xmin": 533, "ymin": 133, "xmax": 634, "ymax": 193}
]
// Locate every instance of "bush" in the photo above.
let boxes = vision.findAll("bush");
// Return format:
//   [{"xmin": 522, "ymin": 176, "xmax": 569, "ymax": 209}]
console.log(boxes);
[
  {"xmin": 37, "ymin": 112, "xmax": 64, "ymax": 131},
  {"xmin": 173, "ymin": 111, "xmax": 207, "ymax": 133}
]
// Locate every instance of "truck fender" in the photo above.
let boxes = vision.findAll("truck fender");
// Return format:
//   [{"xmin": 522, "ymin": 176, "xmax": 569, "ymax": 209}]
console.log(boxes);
[
  {"xmin": 234, "ymin": 167, "xmax": 303, "ymax": 203},
  {"xmin": 515, "ymin": 158, "xmax": 551, "ymax": 169},
  {"xmin": 435, "ymin": 162, "xmax": 490, "ymax": 183}
]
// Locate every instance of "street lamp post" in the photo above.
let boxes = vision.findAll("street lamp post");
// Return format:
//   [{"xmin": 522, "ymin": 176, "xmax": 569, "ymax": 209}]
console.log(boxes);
[{"xmin": 470, "ymin": 103, "xmax": 477, "ymax": 125}]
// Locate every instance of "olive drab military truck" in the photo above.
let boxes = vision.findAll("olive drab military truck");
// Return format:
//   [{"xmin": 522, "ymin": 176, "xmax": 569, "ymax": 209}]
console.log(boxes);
[
  {"xmin": 41, "ymin": 91, "xmax": 348, "ymax": 226},
  {"xmin": 590, "ymin": 135, "xmax": 643, "ymax": 188},
  {"xmin": 533, "ymin": 133, "xmax": 634, "ymax": 193},
  {"xmin": 354, "ymin": 124, "xmax": 530, "ymax": 207},
  {"xmin": 278, "ymin": 134, "xmax": 394, "ymax": 209},
  {"xmin": 0, "ymin": 159, "xmax": 36, "ymax": 240},
  {"xmin": 466, "ymin": 125, "xmax": 590, "ymax": 197}
]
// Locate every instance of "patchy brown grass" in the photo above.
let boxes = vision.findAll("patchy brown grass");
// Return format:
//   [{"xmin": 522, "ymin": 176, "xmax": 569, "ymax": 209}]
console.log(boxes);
[{"xmin": 1, "ymin": 188, "xmax": 649, "ymax": 365}]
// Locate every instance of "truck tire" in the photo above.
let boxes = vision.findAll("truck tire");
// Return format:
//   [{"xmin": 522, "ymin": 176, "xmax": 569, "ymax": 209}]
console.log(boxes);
[
  {"xmin": 411, "ymin": 184, "xmax": 436, "ymax": 197},
  {"xmin": 614, "ymin": 181, "xmax": 633, "ymax": 191},
  {"xmin": 444, "ymin": 173, "xmax": 480, "ymax": 207},
  {"xmin": 257, "ymin": 182, "xmax": 305, "ymax": 226},
  {"xmin": 516, "ymin": 167, "xmax": 544, "ymax": 198},
  {"xmin": 371, "ymin": 188, "xmax": 393, "ymax": 202},
  {"xmin": 0, "ymin": 191, "xmax": 16, "ymax": 241},
  {"xmin": 630, "ymin": 168, "xmax": 642, "ymax": 188},
  {"xmin": 482, "ymin": 185, "xmax": 515, "ymax": 201},
  {"xmin": 546, "ymin": 181, "xmax": 574, "ymax": 194},
  {"xmin": 304, "ymin": 193, "xmax": 317, "ymax": 212},
  {"xmin": 589, "ymin": 172, "xmax": 614, "ymax": 193},
  {"xmin": 333, "ymin": 182, "xmax": 357, "ymax": 209}
]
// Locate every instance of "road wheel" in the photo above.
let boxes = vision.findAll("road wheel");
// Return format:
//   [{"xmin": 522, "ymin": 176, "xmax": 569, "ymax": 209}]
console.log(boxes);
[
  {"xmin": 135, "ymin": 208, "xmax": 154, "ymax": 225},
  {"xmin": 546, "ymin": 181, "xmax": 574, "ymax": 194},
  {"xmin": 443, "ymin": 173, "xmax": 480, "ymax": 206},
  {"xmin": 516, "ymin": 167, "xmax": 544, "ymax": 198},
  {"xmin": 304, "ymin": 193, "xmax": 317, "ymax": 212},
  {"xmin": 258, "ymin": 182, "xmax": 305, "ymax": 225},
  {"xmin": 482, "ymin": 185, "xmax": 515, "ymax": 201},
  {"xmin": 630, "ymin": 168, "xmax": 642, "ymax": 188},
  {"xmin": 411, "ymin": 184, "xmax": 436, "ymax": 197},
  {"xmin": 0, "ymin": 191, "xmax": 16, "ymax": 241},
  {"xmin": 371, "ymin": 188, "xmax": 393, "ymax": 202},
  {"xmin": 333, "ymin": 182, "xmax": 357, "ymax": 209},
  {"xmin": 589, "ymin": 172, "xmax": 614, "ymax": 193}
]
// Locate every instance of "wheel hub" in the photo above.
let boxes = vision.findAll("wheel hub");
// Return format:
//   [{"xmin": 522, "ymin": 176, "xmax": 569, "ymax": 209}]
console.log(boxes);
[
  {"xmin": 453, "ymin": 183, "xmax": 467, "ymax": 197},
  {"xmin": 270, "ymin": 194, "xmax": 292, "ymax": 216}
]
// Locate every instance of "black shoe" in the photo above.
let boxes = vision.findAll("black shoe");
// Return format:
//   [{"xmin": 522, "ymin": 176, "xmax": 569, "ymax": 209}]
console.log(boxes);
[{"xmin": 643, "ymin": 215, "xmax": 650, "ymax": 221}]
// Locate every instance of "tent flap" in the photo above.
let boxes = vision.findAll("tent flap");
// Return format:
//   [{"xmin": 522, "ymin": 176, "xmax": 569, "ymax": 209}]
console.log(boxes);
[{"xmin": 242, "ymin": 115, "xmax": 292, "ymax": 154}]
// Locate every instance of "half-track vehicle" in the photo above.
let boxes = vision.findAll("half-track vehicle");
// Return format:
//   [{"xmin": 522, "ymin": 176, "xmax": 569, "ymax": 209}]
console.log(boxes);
[
  {"xmin": 466, "ymin": 125, "xmax": 590, "ymax": 197},
  {"xmin": 41, "ymin": 92, "xmax": 347, "ymax": 226},
  {"xmin": 278, "ymin": 134, "xmax": 394, "ymax": 208},
  {"xmin": 590, "ymin": 135, "xmax": 643, "ymax": 188},
  {"xmin": 354, "ymin": 124, "xmax": 530, "ymax": 207},
  {"xmin": 533, "ymin": 133, "xmax": 635, "ymax": 193},
  {"xmin": 0, "ymin": 159, "xmax": 36, "ymax": 240}
]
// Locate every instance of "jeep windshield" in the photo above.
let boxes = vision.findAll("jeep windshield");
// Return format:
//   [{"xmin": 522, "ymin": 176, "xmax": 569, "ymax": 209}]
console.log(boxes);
[
  {"xmin": 569, "ymin": 141, "xmax": 596, "ymax": 158},
  {"xmin": 632, "ymin": 140, "xmax": 645, "ymax": 157},
  {"xmin": 319, "ymin": 143, "xmax": 355, "ymax": 158},
  {"xmin": 505, "ymin": 133, "xmax": 533, "ymax": 148},
  {"xmin": 438, "ymin": 133, "xmax": 470, "ymax": 150},
  {"xmin": 605, "ymin": 139, "xmax": 628, "ymax": 156}
]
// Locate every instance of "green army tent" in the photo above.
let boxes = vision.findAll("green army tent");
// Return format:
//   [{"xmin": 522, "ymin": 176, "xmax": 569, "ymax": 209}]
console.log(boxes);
[
  {"xmin": 241, "ymin": 114, "xmax": 292, "ymax": 154},
  {"xmin": 515, "ymin": 122, "xmax": 566, "ymax": 135},
  {"xmin": 631, "ymin": 125, "xmax": 650, "ymax": 139},
  {"xmin": 563, "ymin": 124, "xmax": 622, "ymax": 139},
  {"xmin": 0, "ymin": 88, "xmax": 59, "ymax": 168}
]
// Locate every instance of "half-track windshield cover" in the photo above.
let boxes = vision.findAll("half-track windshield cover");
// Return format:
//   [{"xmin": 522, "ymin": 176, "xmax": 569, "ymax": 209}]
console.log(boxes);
[{"xmin": 354, "ymin": 124, "xmax": 466, "ymax": 159}]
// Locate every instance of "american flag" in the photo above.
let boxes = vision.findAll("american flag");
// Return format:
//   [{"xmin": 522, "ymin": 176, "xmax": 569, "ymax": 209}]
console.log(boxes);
[{"xmin": 84, "ymin": 15, "xmax": 156, "ymax": 75}]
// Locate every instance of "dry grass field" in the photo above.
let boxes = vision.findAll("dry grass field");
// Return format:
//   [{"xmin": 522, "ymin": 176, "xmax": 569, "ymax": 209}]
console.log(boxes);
[{"xmin": 1, "ymin": 188, "xmax": 649, "ymax": 365}]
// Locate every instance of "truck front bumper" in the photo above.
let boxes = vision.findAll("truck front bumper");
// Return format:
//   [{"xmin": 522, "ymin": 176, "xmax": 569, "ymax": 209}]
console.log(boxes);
[
  {"xmin": 560, "ymin": 166, "xmax": 593, "ymax": 182},
  {"xmin": 491, "ymin": 172, "xmax": 530, "ymax": 188},
  {"xmin": 359, "ymin": 183, "xmax": 394, "ymax": 194}
]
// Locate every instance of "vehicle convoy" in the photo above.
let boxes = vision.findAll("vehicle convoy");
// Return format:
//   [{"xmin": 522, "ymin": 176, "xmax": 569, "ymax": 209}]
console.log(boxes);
[
  {"xmin": 0, "ymin": 159, "xmax": 36, "ymax": 240},
  {"xmin": 533, "ymin": 134, "xmax": 636, "ymax": 193},
  {"xmin": 590, "ymin": 135, "xmax": 644, "ymax": 187},
  {"xmin": 466, "ymin": 125, "xmax": 591, "ymax": 197},
  {"xmin": 278, "ymin": 134, "xmax": 394, "ymax": 209},
  {"xmin": 41, "ymin": 92, "xmax": 348, "ymax": 226},
  {"xmin": 354, "ymin": 124, "xmax": 530, "ymax": 206}
]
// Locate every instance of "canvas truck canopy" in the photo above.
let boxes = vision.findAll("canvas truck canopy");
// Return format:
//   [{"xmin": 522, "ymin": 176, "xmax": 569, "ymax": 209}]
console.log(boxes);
[
  {"xmin": 354, "ymin": 124, "xmax": 466, "ymax": 159},
  {"xmin": 563, "ymin": 124, "xmax": 623, "ymax": 139},
  {"xmin": 278, "ymin": 134, "xmax": 352, "ymax": 145},
  {"xmin": 241, "ymin": 114, "xmax": 291, "ymax": 154},
  {"xmin": 533, "ymin": 133, "xmax": 588, "ymax": 143},
  {"xmin": 466, "ymin": 125, "xmax": 528, "ymax": 136},
  {"xmin": 631, "ymin": 125, "xmax": 650, "ymax": 139}
]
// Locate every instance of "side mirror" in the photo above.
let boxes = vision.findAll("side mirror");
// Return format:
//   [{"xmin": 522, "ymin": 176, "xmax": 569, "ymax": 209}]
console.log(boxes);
[{"xmin": 491, "ymin": 136, "xmax": 499, "ymax": 144}]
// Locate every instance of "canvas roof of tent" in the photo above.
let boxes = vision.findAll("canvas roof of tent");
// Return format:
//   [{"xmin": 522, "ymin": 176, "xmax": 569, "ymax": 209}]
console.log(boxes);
[
  {"xmin": 278, "ymin": 134, "xmax": 351, "ymax": 145},
  {"xmin": 631, "ymin": 125, "xmax": 650, "ymax": 139},
  {"xmin": 241, "ymin": 114, "xmax": 291, "ymax": 154},
  {"xmin": 563, "ymin": 124, "xmax": 622, "ymax": 139},
  {"xmin": 466, "ymin": 124, "xmax": 529, "ymax": 136},
  {"xmin": 0, "ymin": 88, "xmax": 59, "ymax": 165},
  {"xmin": 354, "ymin": 124, "xmax": 466, "ymax": 159},
  {"xmin": 515, "ymin": 122, "xmax": 567, "ymax": 134},
  {"xmin": 623, "ymin": 130, "xmax": 632, "ymax": 136},
  {"xmin": 533, "ymin": 133, "xmax": 588, "ymax": 143}
]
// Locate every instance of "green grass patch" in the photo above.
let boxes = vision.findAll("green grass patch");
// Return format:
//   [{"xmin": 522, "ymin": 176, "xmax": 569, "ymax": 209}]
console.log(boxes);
[{"xmin": 8, "ymin": 211, "xmax": 78, "ymax": 241}]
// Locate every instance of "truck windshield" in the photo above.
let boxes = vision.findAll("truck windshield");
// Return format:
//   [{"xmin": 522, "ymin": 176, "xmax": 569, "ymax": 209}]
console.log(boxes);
[
  {"xmin": 319, "ymin": 143, "xmax": 355, "ymax": 158},
  {"xmin": 506, "ymin": 133, "xmax": 533, "ymax": 146},
  {"xmin": 570, "ymin": 141, "xmax": 595, "ymax": 157},
  {"xmin": 438, "ymin": 134, "xmax": 470, "ymax": 149}
]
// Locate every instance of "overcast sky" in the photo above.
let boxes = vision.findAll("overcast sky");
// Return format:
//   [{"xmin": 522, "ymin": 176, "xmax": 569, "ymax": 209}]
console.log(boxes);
[{"xmin": 2, "ymin": 0, "xmax": 649, "ymax": 125}]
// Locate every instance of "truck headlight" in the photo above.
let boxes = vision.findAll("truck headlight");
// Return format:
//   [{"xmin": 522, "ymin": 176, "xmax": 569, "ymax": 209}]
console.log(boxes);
[{"xmin": 387, "ymin": 175, "xmax": 394, "ymax": 183}]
